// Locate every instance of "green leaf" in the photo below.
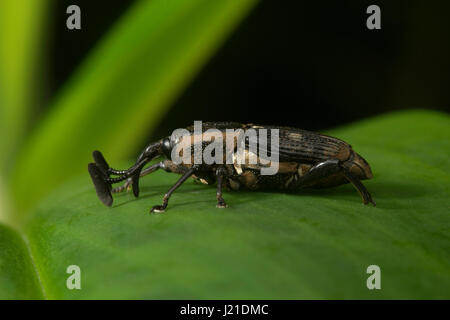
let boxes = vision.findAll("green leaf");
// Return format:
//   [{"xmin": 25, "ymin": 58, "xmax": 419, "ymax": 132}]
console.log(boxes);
[
  {"xmin": 17, "ymin": 110, "xmax": 450, "ymax": 299},
  {"xmin": 0, "ymin": 1, "xmax": 50, "ymax": 174},
  {"xmin": 0, "ymin": 224, "xmax": 44, "ymax": 299},
  {"xmin": 10, "ymin": 0, "xmax": 258, "ymax": 216}
]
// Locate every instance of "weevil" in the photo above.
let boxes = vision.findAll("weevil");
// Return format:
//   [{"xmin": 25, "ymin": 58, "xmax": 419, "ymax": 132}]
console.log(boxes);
[{"xmin": 88, "ymin": 122, "xmax": 375, "ymax": 213}]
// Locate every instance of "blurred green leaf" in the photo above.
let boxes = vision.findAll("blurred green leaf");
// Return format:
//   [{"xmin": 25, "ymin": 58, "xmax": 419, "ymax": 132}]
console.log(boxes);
[
  {"xmin": 10, "ymin": 0, "xmax": 258, "ymax": 217},
  {"xmin": 0, "ymin": 0, "xmax": 50, "ymax": 175},
  {"xmin": 0, "ymin": 224, "xmax": 43, "ymax": 299},
  {"xmin": 12, "ymin": 110, "xmax": 449, "ymax": 299}
]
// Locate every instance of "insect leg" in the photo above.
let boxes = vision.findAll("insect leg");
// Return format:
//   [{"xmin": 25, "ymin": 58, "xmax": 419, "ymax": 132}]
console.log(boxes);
[
  {"xmin": 215, "ymin": 167, "xmax": 228, "ymax": 208},
  {"xmin": 150, "ymin": 165, "xmax": 199, "ymax": 213},
  {"xmin": 292, "ymin": 159, "xmax": 341, "ymax": 187},
  {"xmin": 341, "ymin": 168, "xmax": 376, "ymax": 206},
  {"xmin": 299, "ymin": 159, "xmax": 342, "ymax": 185},
  {"xmin": 293, "ymin": 159, "xmax": 375, "ymax": 206}
]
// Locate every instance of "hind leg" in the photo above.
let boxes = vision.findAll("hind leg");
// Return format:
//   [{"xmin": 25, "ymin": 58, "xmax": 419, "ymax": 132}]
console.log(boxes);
[
  {"xmin": 341, "ymin": 168, "xmax": 375, "ymax": 206},
  {"xmin": 293, "ymin": 159, "xmax": 375, "ymax": 206}
]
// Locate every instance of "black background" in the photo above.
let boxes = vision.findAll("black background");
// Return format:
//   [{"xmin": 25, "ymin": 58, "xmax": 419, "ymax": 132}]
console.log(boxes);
[{"xmin": 48, "ymin": 0, "xmax": 450, "ymax": 142}]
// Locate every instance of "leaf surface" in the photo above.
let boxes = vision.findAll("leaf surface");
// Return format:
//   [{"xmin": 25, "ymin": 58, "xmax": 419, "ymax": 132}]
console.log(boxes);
[
  {"xmin": 0, "ymin": 225, "xmax": 43, "ymax": 299},
  {"xmin": 23, "ymin": 110, "xmax": 450, "ymax": 299}
]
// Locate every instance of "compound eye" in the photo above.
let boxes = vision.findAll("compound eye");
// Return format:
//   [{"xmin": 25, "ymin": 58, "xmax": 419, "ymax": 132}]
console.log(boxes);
[{"xmin": 162, "ymin": 138, "xmax": 172, "ymax": 159}]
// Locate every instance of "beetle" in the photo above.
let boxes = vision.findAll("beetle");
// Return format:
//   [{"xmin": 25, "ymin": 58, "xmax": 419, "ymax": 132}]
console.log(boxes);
[{"xmin": 88, "ymin": 122, "xmax": 375, "ymax": 213}]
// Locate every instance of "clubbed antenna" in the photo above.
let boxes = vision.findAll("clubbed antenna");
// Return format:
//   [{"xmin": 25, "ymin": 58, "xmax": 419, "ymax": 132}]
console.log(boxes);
[
  {"xmin": 88, "ymin": 163, "xmax": 113, "ymax": 206},
  {"xmin": 92, "ymin": 150, "xmax": 110, "ymax": 175},
  {"xmin": 88, "ymin": 143, "xmax": 163, "ymax": 206}
]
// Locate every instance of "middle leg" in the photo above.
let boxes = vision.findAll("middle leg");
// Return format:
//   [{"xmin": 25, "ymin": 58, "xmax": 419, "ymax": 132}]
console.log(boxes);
[
  {"xmin": 150, "ymin": 165, "xmax": 199, "ymax": 213},
  {"xmin": 215, "ymin": 167, "xmax": 228, "ymax": 208}
]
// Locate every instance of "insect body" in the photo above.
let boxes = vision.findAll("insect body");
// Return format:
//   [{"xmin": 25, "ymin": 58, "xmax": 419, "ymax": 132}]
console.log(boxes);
[{"xmin": 88, "ymin": 122, "xmax": 375, "ymax": 213}]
